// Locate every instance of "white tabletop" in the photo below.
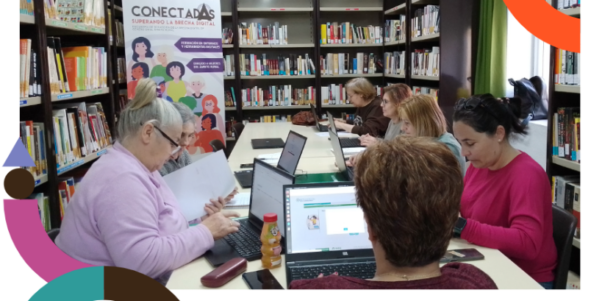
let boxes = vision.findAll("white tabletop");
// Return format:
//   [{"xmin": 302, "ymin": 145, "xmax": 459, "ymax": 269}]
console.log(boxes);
[{"xmin": 167, "ymin": 123, "xmax": 542, "ymax": 290}]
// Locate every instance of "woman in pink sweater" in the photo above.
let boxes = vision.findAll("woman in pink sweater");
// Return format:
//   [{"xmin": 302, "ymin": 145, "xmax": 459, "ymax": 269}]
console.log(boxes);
[{"xmin": 452, "ymin": 94, "xmax": 557, "ymax": 289}]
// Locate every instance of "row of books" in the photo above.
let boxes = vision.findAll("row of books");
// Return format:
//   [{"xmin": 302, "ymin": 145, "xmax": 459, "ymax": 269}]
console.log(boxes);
[
  {"xmin": 412, "ymin": 86, "xmax": 439, "ymax": 102},
  {"xmin": 20, "ymin": 121, "xmax": 48, "ymax": 178},
  {"xmin": 115, "ymin": 58, "xmax": 126, "ymax": 82},
  {"xmin": 52, "ymin": 102, "xmax": 112, "ymax": 169},
  {"xmin": 384, "ymin": 51, "xmax": 405, "ymax": 76},
  {"xmin": 222, "ymin": 28, "xmax": 234, "ymax": 45},
  {"xmin": 224, "ymin": 118, "xmax": 237, "ymax": 138},
  {"xmin": 20, "ymin": 0, "xmax": 34, "ymax": 16},
  {"xmin": 385, "ymin": 17, "xmax": 406, "ymax": 43},
  {"xmin": 412, "ymin": 5, "xmax": 440, "ymax": 38},
  {"xmin": 57, "ymin": 171, "xmax": 88, "ymax": 220},
  {"xmin": 411, "ymin": 47, "xmax": 440, "ymax": 77},
  {"xmin": 224, "ymin": 88, "xmax": 237, "ymax": 107},
  {"xmin": 112, "ymin": 19, "xmax": 125, "ymax": 46},
  {"xmin": 45, "ymin": 0, "xmax": 106, "ymax": 28},
  {"xmin": 322, "ymin": 84, "xmax": 383, "ymax": 105},
  {"xmin": 320, "ymin": 53, "xmax": 382, "ymax": 75},
  {"xmin": 552, "ymin": 175, "xmax": 580, "ymax": 238},
  {"xmin": 19, "ymin": 39, "xmax": 41, "ymax": 98},
  {"xmin": 224, "ymin": 54, "xmax": 235, "ymax": 76},
  {"xmin": 242, "ymin": 86, "xmax": 315, "ymax": 107},
  {"xmin": 552, "ymin": 107, "xmax": 580, "ymax": 162},
  {"xmin": 558, "ymin": 0, "xmax": 581, "ymax": 9},
  {"xmin": 321, "ymin": 23, "xmax": 384, "ymax": 45},
  {"xmin": 239, "ymin": 54, "xmax": 316, "ymax": 76},
  {"xmin": 243, "ymin": 115, "xmax": 293, "ymax": 123},
  {"xmin": 118, "ymin": 92, "xmax": 129, "ymax": 112},
  {"xmin": 554, "ymin": 49, "xmax": 580, "ymax": 85},
  {"xmin": 239, "ymin": 22, "xmax": 288, "ymax": 45},
  {"xmin": 47, "ymin": 37, "xmax": 108, "ymax": 94},
  {"xmin": 31, "ymin": 193, "xmax": 51, "ymax": 232}
]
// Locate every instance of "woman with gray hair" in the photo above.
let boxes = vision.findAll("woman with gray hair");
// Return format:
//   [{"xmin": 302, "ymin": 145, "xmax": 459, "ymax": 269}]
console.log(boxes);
[
  {"xmin": 159, "ymin": 102, "xmax": 238, "ymax": 215},
  {"xmin": 56, "ymin": 79, "xmax": 240, "ymax": 284}
]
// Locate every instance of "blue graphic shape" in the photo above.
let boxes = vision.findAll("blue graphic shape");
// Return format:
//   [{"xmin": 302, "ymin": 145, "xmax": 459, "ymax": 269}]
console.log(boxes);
[
  {"xmin": 4, "ymin": 138, "xmax": 34, "ymax": 167},
  {"xmin": 29, "ymin": 267, "xmax": 104, "ymax": 301}
]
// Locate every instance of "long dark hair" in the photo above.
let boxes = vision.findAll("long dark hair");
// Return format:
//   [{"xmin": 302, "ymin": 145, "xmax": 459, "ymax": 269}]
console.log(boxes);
[
  {"xmin": 201, "ymin": 114, "xmax": 217, "ymax": 131},
  {"xmin": 131, "ymin": 37, "xmax": 154, "ymax": 62},
  {"xmin": 131, "ymin": 62, "xmax": 149, "ymax": 80},
  {"xmin": 453, "ymin": 94, "xmax": 527, "ymax": 139}
]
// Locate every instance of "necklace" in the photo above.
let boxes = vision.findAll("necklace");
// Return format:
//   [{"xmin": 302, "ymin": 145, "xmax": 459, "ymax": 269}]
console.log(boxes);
[{"xmin": 372, "ymin": 270, "xmax": 442, "ymax": 282}]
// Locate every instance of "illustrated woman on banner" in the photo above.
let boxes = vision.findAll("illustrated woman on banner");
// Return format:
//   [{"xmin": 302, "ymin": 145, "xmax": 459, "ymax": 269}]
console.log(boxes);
[
  {"xmin": 177, "ymin": 75, "xmax": 208, "ymax": 115},
  {"xmin": 202, "ymin": 95, "xmax": 225, "ymax": 134},
  {"xmin": 150, "ymin": 45, "xmax": 174, "ymax": 82},
  {"xmin": 127, "ymin": 62, "xmax": 149, "ymax": 100},
  {"xmin": 193, "ymin": 114, "xmax": 224, "ymax": 153},
  {"xmin": 165, "ymin": 61, "xmax": 193, "ymax": 103},
  {"xmin": 127, "ymin": 37, "xmax": 155, "ymax": 82}
]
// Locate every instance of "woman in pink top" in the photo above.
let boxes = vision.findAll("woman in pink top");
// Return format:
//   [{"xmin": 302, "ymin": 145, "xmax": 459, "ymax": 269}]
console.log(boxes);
[
  {"xmin": 452, "ymin": 94, "xmax": 557, "ymax": 289},
  {"xmin": 56, "ymin": 79, "xmax": 241, "ymax": 284}
]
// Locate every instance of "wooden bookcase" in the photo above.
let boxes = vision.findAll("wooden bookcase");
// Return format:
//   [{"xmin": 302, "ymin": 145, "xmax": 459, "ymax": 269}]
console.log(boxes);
[
  {"xmin": 545, "ymin": 0, "xmax": 581, "ymax": 278},
  {"xmin": 19, "ymin": 0, "xmax": 114, "ymax": 229}
]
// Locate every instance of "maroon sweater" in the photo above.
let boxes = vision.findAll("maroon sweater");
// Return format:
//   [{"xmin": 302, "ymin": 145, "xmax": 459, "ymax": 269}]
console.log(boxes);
[{"xmin": 289, "ymin": 263, "xmax": 497, "ymax": 289}]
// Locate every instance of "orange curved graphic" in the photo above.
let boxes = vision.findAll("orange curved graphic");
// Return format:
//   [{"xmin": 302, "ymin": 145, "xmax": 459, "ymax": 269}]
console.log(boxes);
[{"xmin": 504, "ymin": 0, "xmax": 580, "ymax": 53}]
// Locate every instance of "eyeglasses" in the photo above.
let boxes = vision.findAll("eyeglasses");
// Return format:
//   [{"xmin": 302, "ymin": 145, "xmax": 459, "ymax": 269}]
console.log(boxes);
[{"xmin": 141, "ymin": 122, "xmax": 181, "ymax": 155}]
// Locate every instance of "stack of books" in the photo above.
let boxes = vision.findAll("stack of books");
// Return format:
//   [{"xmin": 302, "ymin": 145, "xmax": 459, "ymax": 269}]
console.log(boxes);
[
  {"xmin": 412, "ymin": 5, "xmax": 440, "ymax": 39},
  {"xmin": 239, "ymin": 54, "xmax": 315, "ymax": 76},
  {"xmin": 552, "ymin": 107, "xmax": 580, "ymax": 162},
  {"xmin": 19, "ymin": 121, "xmax": 48, "ymax": 179},
  {"xmin": 384, "ymin": 51, "xmax": 405, "ymax": 76},
  {"xmin": 19, "ymin": 39, "xmax": 41, "ymax": 98},
  {"xmin": 242, "ymin": 85, "xmax": 315, "ymax": 107},
  {"xmin": 411, "ymin": 47, "xmax": 440, "ymax": 77},
  {"xmin": 239, "ymin": 22, "xmax": 289, "ymax": 45},
  {"xmin": 320, "ymin": 23, "xmax": 383, "ymax": 44},
  {"xmin": 320, "ymin": 53, "xmax": 381, "ymax": 75},
  {"xmin": 385, "ymin": 17, "xmax": 406, "ymax": 42},
  {"xmin": 45, "ymin": 0, "xmax": 106, "ymax": 28}
]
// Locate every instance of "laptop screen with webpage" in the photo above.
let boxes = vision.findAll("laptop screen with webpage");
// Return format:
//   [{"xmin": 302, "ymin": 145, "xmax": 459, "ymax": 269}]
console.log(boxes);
[
  {"xmin": 250, "ymin": 159, "xmax": 294, "ymax": 236},
  {"xmin": 285, "ymin": 185, "xmax": 372, "ymax": 254},
  {"xmin": 329, "ymin": 126, "xmax": 348, "ymax": 173},
  {"xmin": 277, "ymin": 131, "xmax": 306, "ymax": 174}
]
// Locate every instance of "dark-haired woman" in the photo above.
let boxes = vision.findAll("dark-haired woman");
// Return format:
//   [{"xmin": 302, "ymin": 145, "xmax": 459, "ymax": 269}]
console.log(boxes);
[
  {"xmin": 452, "ymin": 94, "xmax": 557, "ymax": 289},
  {"xmin": 127, "ymin": 62, "xmax": 150, "ymax": 100},
  {"xmin": 165, "ymin": 61, "xmax": 191, "ymax": 102},
  {"xmin": 194, "ymin": 114, "xmax": 224, "ymax": 153},
  {"xmin": 127, "ymin": 37, "xmax": 155, "ymax": 82}
]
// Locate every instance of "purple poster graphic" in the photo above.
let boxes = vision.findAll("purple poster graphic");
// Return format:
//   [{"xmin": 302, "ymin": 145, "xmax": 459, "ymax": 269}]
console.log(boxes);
[
  {"xmin": 186, "ymin": 58, "xmax": 225, "ymax": 73},
  {"xmin": 175, "ymin": 38, "xmax": 222, "ymax": 53}
]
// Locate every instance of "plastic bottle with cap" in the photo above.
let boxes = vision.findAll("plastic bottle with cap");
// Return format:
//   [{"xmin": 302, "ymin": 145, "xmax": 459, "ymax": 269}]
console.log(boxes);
[{"xmin": 260, "ymin": 213, "xmax": 282, "ymax": 269}]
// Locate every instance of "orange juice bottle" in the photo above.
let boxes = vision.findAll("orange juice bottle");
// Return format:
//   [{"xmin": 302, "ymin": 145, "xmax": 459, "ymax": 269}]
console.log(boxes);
[{"xmin": 260, "ymin": 213, "xmax": 282, "ymax": 269}]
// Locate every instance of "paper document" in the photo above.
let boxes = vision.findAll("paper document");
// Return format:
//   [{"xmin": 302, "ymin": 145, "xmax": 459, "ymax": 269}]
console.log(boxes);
[
  {"xmin": 331, "ymin": 147, "xmax": 366, "ymax": 155},
  {"xmin": 257, "ymin": 152, "xmax": 281, "ymax": 159},
  {"xmin": 315, "ymin": 132, "xmax": 358, "ymax": 138},
  {"xmin": 163, "ymin": 151, "xmax": 236, "ymax": 221},
  {"xmin": 227, "ymin": 192, "xmax": 251, "ymax": 207}
]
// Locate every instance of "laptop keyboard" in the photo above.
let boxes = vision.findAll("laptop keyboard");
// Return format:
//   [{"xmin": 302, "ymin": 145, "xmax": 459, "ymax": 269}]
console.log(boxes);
[
  {"xmin": 289, "ymin": 261, "xmax": 376, "ymax": 281},
  {"xmin": 223, "ymin": 223, "xmax": 262, "ymax": 258},
  {"xmin": 340, "ymin": 138, "xmax": 361, "ymax": 148}
]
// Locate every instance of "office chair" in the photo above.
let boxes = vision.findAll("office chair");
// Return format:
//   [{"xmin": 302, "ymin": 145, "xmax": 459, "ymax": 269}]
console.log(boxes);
[
  {"xmin": 552, "ymin": 205, "xmax": 577, "ymax": 289},
  {"xmin": 47, "ymin": 228, "xmax": 60, "ymax": 243},
  {"xmin": 232, "ymin": 123, "xmax": 245, "ymax": 141},
  {"xmin": 209, "ymin": 139, "xmax": 228, "ymax": 157}
]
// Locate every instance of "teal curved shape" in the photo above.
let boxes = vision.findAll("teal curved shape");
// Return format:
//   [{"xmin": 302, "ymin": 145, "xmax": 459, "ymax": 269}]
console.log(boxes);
[{"xmin": 29, "ymin": 267, "xmax": 104, "ymax": 301}]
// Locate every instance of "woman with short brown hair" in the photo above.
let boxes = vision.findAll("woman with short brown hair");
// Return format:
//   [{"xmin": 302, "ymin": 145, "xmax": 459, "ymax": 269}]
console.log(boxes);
[
  {"xmin": 290, "ymin": 136, "xmax": 497, "ymax": 289},
  {"xmin": 332, "ymin": 78, "xmax": 390, "ymax": 137}
]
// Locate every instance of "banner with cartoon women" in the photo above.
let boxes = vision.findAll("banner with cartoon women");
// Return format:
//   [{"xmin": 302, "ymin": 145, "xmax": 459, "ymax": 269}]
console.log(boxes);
[{"xmin": 123, "ymin": 1, "xmax": 226, "ymax": 158}]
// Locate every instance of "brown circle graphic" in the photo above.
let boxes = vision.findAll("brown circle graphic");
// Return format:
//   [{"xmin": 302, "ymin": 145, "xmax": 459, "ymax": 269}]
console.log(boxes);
[
  {"xmin": 104, "ymin": 267, "xmax": 179, "ymax": 301},
  {"xmin": 4, "ymin": 169, "xmax": 35, "ymax": 199}
]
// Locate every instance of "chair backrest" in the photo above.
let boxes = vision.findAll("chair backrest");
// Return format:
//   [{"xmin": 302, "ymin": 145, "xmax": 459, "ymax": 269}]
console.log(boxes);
[
  {"xmin": 48, "ymin": 228, "xmax": 60, "ymax": 243},
  {"xmin": 232, "ymin": 123, "xmax": 245, "ymax": 140},
  {"xmin": 209, "ymin": 139, "xmax": 226, "ymax": 153},
  {"xmin": 552, "ymin": 205, "xmax": 577, "ymax": 289}
]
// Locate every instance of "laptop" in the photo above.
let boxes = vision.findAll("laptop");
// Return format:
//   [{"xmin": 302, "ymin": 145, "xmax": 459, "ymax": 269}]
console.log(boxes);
[
  {"xmin": 327, "ymin": 112, "xmax": 361, "ymax": 148},
  {"xmin": 205, "ymin": 158, "xmax": 294, "ymax": 267},
  {"xmin": 283, "ymin": 183, "xmax": 376, "ymax": 285},
  {"xmin": 329, "ymin": 125, "xmax": 355, "ymax": 181},
  {"xmin": 235, "ymin": 130, "xmax": 307, "ymax": 188},
  {"xmin": 251, "ymin": 138, "xmax": 285, "ymax": 149},
  {"xmin": 310, "ymin": 104, "xmax": 343, "ymax": 132}
]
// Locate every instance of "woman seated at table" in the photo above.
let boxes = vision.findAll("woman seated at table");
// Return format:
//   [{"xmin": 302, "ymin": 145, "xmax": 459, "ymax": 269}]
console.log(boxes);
[
  {"xmin": 290, "ymin": 136, "xmax": 497, "ymax": 289},
  {"xmin": 346, "ymin": 83, "xmax": 412, "ymax": 166},
  {"xmin": 56, "ymin": 78, "xmax": 240, "ymax": 284},
  {"xmin": 452, "ymin": 94, "xmax": 557, "ymax": 289},
  {"xmin": 398, "ymin": 94, "xmax": 466, "ymax": 174},
  {"xmin": 332, "ymin": 78, "xmax": 390, "ymax": 137}
]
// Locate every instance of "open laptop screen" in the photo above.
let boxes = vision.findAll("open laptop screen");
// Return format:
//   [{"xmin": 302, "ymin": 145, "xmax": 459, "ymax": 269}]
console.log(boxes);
[
  {"xmin": 250, "ymin": 159, "xmax": 294, "ymax": 235},
  {"xmin": 285, "ymin": 185, "xmax": 372, "ymax": 254},
  {"xmin": 329, "ymin": 127, "xmax": 348, "ymax": 173},
  {"xmin": 277, "ymin": 131, "xmax": 307, "ymax": 174}
]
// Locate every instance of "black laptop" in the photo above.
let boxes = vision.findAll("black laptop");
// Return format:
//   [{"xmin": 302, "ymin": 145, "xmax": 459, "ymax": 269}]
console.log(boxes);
[
  {"xmin": 251, "ymin": 138, "xmax": 285, "ymax": 149},
  {"xmin": 204, "ymin": 158, "xmax": 294, "ymax": 267},
  {"xmin": 235, "ymin": 130, "xmax": 307, "ymax": 188},
  {"xmin": 329, "ymin": 125, "xmax": 355, "ymax": 181},
  {"xmin": 327, "ymin": 111, "xmax": 362, "ymax": 148},
  {"xmin": 283, "ymin": 183, "xmax": 377, "ymax": 285},
  {"xmin": 310, "ymin": 104, "xmax": 343, "ymax": 132}
]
